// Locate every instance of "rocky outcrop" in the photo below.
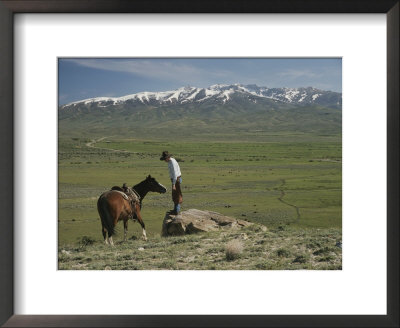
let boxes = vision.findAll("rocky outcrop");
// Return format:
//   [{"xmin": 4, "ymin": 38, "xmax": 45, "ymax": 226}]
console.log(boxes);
[{"xmin": 161, "ymin": 209, "xmax": 253, "ymax": 237}]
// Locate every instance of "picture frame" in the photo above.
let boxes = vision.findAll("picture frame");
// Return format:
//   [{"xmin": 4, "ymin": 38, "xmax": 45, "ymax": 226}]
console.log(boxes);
[{"xmin": 0, "ymin": 0, "xmax": 398, "ymax": 327}]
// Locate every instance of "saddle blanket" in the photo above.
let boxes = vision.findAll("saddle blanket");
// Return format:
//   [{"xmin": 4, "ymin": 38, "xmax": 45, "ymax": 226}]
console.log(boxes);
[{"xmin": 113, "ymin": 190, "xmax": 131, "ymax": 201}]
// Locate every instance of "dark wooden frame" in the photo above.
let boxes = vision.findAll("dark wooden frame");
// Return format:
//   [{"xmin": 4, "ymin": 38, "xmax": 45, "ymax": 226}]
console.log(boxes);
[{"xmin": 0, "ymin": 1, "xmax": 398, "ymax": 327}]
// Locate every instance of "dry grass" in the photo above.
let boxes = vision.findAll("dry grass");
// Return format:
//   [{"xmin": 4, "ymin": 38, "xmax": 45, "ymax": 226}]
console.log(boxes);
[
  {"xmin": 225, "ymin": 239, "xmax": 244, "ymax": 261},
  {"xmin": 58, "ymin": 225, "xmax": 342, "ymax": 270}
]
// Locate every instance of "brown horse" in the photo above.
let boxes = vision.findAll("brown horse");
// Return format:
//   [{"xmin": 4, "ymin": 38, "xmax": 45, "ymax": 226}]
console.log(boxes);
[{"xmin": 97, "ymin": 175, "xmax": 167, "ymax": 245}]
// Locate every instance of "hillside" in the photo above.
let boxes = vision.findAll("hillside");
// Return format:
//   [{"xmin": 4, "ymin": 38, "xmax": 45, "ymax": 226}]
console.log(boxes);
[
  {"xmin": 59, "ymin": 84, "xmax": 342, "ymax": 139},
  {"xmin": 59, "ymin": 225, "xmax": 342, "ymax": 270}
]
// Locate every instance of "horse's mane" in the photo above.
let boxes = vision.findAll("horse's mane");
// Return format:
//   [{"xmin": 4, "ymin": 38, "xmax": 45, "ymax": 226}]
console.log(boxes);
[{"xmin": 133, "ymin": 179, "xmax": 146, "ymax": 191}]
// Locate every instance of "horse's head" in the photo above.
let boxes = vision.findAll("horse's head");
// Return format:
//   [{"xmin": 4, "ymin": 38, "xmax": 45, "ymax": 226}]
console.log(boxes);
[{"xmin": 144, "ymin": 175, "xmax": 167, "ymax": 194}]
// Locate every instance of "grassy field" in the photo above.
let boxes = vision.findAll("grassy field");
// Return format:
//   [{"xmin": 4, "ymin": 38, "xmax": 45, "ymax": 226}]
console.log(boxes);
[
  {"xmin": 59, "ymin": 225, "xmax": 342, "ymax": 270},
  {"xmin": 58, "ymin": 133, "xmax": 341, "ymax": 269}
]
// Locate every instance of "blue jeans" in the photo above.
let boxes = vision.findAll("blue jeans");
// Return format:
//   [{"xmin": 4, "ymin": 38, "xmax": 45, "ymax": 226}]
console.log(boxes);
[
  {"xmin": 174, "ymin": 203, "xmax": 181, "ymax": 213},
  {"xmin": 173, "ymin": 177, "xmax": 182, "ymax": 213}
]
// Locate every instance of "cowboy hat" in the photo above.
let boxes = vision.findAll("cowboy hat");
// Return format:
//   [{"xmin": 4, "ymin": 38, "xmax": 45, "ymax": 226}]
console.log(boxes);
[{"xmin": 160, "ymin": 151, "xmax": 172, "ymax": 161}]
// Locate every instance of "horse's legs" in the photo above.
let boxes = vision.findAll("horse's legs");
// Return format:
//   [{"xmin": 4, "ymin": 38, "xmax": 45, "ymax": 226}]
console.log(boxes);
[
  {"xmin": 102, "ymin": 227, "xmax": 109, "ymax": 245},
  {"xmin": 123, "ymin": 219, "xmax": 128, "ymax": 242},
  {"xmin": 135, "ymin": 206, "xmax": 147, "ymax": 241},
  {"xmin": 107, "ymin": 209, "xmax": 120, "ymax": 246}
]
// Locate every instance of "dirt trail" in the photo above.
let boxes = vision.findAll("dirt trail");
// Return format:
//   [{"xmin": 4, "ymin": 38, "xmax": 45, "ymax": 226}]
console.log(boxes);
[
  {"xmin": 85, "ymin": 136, "xmax": 108, "ymax": 148},
  {"xmin": 85, "ymin": 136, "xmax": 135, "ymax": 154},
  {"xmin": 277, "ymin": 179, "xmax": 300, "ymax": 222}
]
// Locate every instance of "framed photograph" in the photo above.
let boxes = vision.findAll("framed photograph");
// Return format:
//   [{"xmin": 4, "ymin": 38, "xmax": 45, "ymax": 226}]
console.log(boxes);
[
  {"xmin": 57, "ymin": 57, "xmax": 343, "ymax": 270},
  {"xmin": 1, "ymin": 1, "xmax": 398, "ymax": 327}
]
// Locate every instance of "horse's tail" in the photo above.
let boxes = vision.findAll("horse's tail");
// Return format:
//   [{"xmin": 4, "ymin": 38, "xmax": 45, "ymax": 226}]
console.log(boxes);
[{"xmin": 97, "ymin": 194, "xmax": 115, "ymax": 237}]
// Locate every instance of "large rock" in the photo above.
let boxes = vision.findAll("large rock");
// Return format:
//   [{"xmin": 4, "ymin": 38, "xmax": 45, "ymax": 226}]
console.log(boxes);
[{"xmin": 161, "ymin": 209, "xmax": 253, "ymax": 237}]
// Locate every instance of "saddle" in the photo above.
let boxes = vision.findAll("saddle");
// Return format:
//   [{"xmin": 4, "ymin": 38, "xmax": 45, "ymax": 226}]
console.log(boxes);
[{"xmin": 111, "ymin": 183, "xmax": 141, "ymax": 218}]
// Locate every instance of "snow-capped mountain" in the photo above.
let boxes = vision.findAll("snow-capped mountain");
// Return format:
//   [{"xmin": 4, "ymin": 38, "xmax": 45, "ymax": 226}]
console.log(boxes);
[
  {"xmin": 61, "ymin": 84, "xmax": 341, "ymax": 109},
  {"xmin": 59, "ymin": 83, "xmax": 342, "ymax": 138}
]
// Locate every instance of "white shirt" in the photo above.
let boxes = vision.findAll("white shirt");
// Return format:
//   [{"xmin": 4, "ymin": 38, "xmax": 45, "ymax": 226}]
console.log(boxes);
[{"xmin": 168, "ymin": 157, "xmax": 181, "ymax": 184}]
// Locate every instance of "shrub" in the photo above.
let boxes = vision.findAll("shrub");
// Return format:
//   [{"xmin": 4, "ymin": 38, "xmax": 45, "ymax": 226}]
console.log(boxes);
[
  {"xmin": 172, "ymin": 237, "xmax": 187, "ymax": 244},
  {"xmin": 225, "ymin": 239, "xmax": 243, "ymax": 261},
  {"xmin": 306, "ymin": 241, "xmax": 321, "ymax": 249},
  {"xmin": 158, "ymin": 259, "xmax": 177, "ymax": 269},
  {"xmin": 276, "ymin": 248, "xmax": 291, "ymax": 257},
  {"xmin": 255, "ymin": 262, "xmax": 268, "ymax": 270},
  {"xmin": 293, "ymin": 255, "xmax": 307, "ymax": 264},
  {"xmin": 313, "ymin": 247, "xmax": 333, "ymax": 256},
  {"xmin": 318, "ymin": 255, "xmax": 335, "ymax": 262},
  {"xmin": 78, "ymin": 236, "xmax": 95, "ymax": 247}
]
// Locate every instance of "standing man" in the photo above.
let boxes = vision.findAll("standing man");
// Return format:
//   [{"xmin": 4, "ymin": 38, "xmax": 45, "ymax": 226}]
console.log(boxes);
[{"xmin": 160, "ymin": 151, "xmax": 182, "ymax": 215}]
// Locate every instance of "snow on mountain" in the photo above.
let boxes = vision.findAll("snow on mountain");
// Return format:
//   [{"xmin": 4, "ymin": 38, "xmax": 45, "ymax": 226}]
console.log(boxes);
[{"xmin": 61, "ymin": 84, "xmax": 341, "ymax": 109}]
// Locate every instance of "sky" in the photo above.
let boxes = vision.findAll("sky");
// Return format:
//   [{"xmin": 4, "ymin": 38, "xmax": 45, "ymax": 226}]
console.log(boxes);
[{"xmin": 58, "ymin": 58, "xmax": 341, "ymax": 105}]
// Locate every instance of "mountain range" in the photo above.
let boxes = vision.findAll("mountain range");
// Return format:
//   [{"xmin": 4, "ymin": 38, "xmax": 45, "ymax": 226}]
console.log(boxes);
[
  {"xmin": 61, "ymin": 84, "xmax": 341, "ymax": 109},
  {"xmin": 59, "ymin": 84, "xmax": 342, "ymax": 139}
]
